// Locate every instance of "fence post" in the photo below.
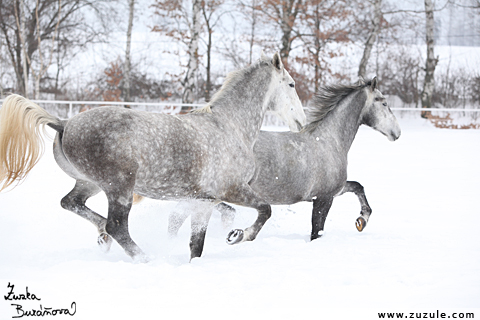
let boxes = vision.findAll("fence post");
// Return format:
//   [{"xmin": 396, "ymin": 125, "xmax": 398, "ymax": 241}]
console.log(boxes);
[{"xmin": 68, "ymin": 102, "xmax": 73, "ymax": 118}]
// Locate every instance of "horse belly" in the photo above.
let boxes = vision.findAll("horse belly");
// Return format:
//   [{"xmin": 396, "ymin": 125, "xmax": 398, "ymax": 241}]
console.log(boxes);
[
  {"xmin": 249, "ymin": 158, "xmax": 312, "ymax": 205},
  {"xmin": 133, "ymin": 145, "xmax": 205, "ymax": 200}
]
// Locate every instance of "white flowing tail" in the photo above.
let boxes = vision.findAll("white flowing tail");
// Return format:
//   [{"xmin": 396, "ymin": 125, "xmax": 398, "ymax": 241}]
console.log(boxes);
[{"xmin": 0, "ymin": 94, "xmax": 62, "ymax": 191}]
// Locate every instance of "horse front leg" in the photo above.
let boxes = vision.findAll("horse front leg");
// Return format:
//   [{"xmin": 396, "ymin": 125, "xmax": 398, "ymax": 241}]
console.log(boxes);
[
  {"xmin": 311, "ymin": 196, "xmax": 333, "ymax": 240},
  {"xmin": 339, "ymin": 181, "xmax": 372, "ymax": 232},
  {"xmin": 225, "ymin": 184, "xmax": 271, "ymax": 245}
]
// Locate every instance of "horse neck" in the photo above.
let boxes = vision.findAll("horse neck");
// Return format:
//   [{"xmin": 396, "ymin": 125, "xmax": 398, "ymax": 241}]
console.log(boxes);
[
  {"xmin": 212, "ymin": 69, "xmax": 272, "ymax": 145},
  {"xmin": 311, "ymin": 90, "xmax": 367, "ymax": 155}
]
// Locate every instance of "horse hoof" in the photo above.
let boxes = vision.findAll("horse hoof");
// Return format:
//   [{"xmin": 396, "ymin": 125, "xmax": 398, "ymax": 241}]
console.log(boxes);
[
  {"xmin": 98, "ymin": 233, "xmax": 113, "ymax": 253},
  {"xmin": 355, "ymin": 217, "xmax": 366, "ymax": 232},
  {"xmin": 133, "ymin": 254, "xmax": 151, "ymax": 264},
  {"xmin": 310, "ymin": 230, "xmax": 324, "ymax": 241},
  {"xmin": 226, "ymin": 229, "xmax": 244, "ymax": 245}
]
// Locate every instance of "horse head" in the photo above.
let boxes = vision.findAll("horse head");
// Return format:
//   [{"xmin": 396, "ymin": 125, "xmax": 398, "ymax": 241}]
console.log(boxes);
[
  {"xmin": 264, "ymin": 52, "xmax": 306, "ymax": 132},
  {"xmin": 361, "ymin": 77, "xmax": 401, "ymax": 141}
]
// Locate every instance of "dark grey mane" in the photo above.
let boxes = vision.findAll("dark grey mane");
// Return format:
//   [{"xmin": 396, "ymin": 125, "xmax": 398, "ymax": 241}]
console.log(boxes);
[{"xmin": 303, "ymin": 79, "xmax": 372, "ymax": 132}]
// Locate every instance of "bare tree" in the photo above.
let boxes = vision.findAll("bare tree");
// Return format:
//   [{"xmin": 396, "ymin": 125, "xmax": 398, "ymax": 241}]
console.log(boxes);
[
  {"xmin": 358, "ymin": 0, "xmax": 382, "ymax": 78},
  {"xmin": 12, "ymin": 0, "xmax": 29, "ymax": 96},
  {"xmin": 297, "ymin": 0, "xmax": 351, "ymax": 95},
  {"xmin": 421, "ymin": 0, "xmax": 439, "ymax": 117},
  {"xmin": 152, "ymin": 0, "xmax": 203, "ymax": 104},
  {"xmin": 18, "ymin": 0, "xmax": 62, "ymax": 99},
  {"xmin": 124, "ymin": 0, "xmax": 135, "ymax": 104},
  {"xmin": 239, "ymin": 0, "xmax": 259, "ymax": 65},
  {"xmin": 182, "ymin": 0, "xmax": 201, "ymax": 104},
  {"xmin": 200, "ymin": 0, "xmax": 225, "ymax": 102},
  {"xmin": 257, "ymin": 0, "xmax": 303, "ymax": 66},
  {"xmin": 1, "ymin": 0, "xmax": 117, "ymax": 97}
]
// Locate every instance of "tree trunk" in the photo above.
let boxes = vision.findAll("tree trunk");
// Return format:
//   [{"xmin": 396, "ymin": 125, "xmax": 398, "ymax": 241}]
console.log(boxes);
[
  {"xmin": 35, "ymin": 76, "xmax": 40, "ymax": 99},
  {"xmin": 358, "ymin": 0, "xmax": 382, "ymax": 78},
  {"xmin": 249, "ymin": 0, "xmax": 257, "ymax": 65},
  {"xmin": 182, "ymin": 0, "xmax": 201, "ymax": 105},
  {"xmin": 313, "ymin": 3, "xmax": 320, "ymax": 93},
  {"xmin": 205, "ymin": 26, "xmax": 212, "ymax": 102},
  {"xmin": 124, "ymin": 0, "xmax": 135, "ymax": 106},
  {"xmin": 19, "ymin": 0, "xmax": 29, "ymax": 97},
  {"xmin": 279, "ymin": 0, "xmax": 300, "ymax": 66},
  {"xmin": 421, "ymin": 0, "xmax": 438, "ymax": 118}
]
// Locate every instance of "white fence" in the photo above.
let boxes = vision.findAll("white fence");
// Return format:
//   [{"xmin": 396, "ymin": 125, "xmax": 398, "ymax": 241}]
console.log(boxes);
[{"xmin": 1, "ymin": 99, "xmax": 479, "ymax": 127}]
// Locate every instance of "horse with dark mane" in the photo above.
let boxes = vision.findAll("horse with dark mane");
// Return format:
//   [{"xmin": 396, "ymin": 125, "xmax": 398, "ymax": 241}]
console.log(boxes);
[
  {"xmin": 169, "ymin": 78, "xmax": 401, "ymax": 244},
  {"xmin": 0, "ymin": 52, "xmax": 306, "ymax": 261}
]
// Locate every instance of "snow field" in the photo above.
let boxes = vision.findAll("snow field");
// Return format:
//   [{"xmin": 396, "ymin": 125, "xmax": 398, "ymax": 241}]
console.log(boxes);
[{"xmin": 0, "ymin": 116, "xmax": 479, "ymax": 319}]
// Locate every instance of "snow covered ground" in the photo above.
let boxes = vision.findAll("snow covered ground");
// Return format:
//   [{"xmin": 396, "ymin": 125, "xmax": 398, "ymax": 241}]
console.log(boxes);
[{"xmin": 1, "ymin": 115, "xmax": 479, "ymax": 319}]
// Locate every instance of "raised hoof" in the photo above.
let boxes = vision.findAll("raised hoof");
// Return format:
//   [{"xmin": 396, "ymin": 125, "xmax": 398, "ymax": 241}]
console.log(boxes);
[
  {"xmin": 355, "ymin": 216, "xmax": 367, "ymax": 232},
  {"xmin": 97, "ymin": 233, "xmax": 113, "ymax": 253},
  {"xmin": 226, "ymin": 229, "xmax": 244, "ymax": 245}
]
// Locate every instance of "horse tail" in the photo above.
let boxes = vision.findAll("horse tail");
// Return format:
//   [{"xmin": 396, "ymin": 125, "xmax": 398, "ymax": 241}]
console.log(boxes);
[{"xmin": 0, "ymin": 94, "xmax": 64, "ymax": 191}]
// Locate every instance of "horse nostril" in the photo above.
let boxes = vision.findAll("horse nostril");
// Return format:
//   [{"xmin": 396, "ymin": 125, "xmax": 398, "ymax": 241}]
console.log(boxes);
[{"xmin": 391, "ymin": 130, "xmax": 401, "ymax": 141}]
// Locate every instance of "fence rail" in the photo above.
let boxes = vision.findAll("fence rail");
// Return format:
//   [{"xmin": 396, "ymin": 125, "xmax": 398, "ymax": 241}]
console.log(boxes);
[
  {"xmin": 1, "ymin": 99, "xmax": 479, "ymax": 127},
  {"xmin": 2, "ymin": 99, "xmax": 479, "ymax": 111}
]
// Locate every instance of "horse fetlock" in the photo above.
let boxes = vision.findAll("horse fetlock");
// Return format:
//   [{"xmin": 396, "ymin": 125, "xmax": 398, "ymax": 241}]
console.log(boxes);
[
  {"xmin": 311, "ymin": 230, "xmax": 324, "ymax": 241},
  {"xmin": 361, "ymin": 205, "xmax": 372, "ymax": 216},
  {"xmin": 97, "ymin": 233, "xmax": 112, "ymax": 253},
  {"xmin": 226, "ymin": 229, "xmax": 244, "ymax": 245}
]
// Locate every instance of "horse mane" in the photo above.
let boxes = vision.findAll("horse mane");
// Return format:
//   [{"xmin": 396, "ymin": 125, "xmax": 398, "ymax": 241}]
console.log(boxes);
[
  {"xmin": 196, "ymin": 55, "xmax": 272, "ymax": 113},
  {"xmin": 303, "ymin": 79, "xmax": 372, "ymax": 132}
]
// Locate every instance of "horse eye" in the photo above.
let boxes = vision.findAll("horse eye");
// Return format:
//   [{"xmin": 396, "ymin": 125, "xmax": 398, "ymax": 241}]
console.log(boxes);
[
  {"xmin": 375, "ymin": 97, "xmax": 381, "ymax": 102},
  {"xmin": 289, "ymin": 83, "xmax": 295, "ymax": 88}
]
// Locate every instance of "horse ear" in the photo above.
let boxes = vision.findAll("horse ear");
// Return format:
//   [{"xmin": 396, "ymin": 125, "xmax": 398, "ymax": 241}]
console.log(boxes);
[
  {"xmin": 370, "ymin": 77, "xmax": 378, "ymax": 91},
  {"xmin": 273, "ymin": 52, "xmax": 284, "ymax": 72},
  {"xmin": 261, "ymin": 50, "xmax": 267, "ymax": 60}
]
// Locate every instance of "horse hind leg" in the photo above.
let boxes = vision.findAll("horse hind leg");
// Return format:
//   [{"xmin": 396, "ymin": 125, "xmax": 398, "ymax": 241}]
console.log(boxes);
[
  {"xmin": 60, "ymin": 180, "xmax": 113, "ymax": 252},
  {"xmin": 339, "ymin": 181, "xmax": 372, "ymax": 232}
]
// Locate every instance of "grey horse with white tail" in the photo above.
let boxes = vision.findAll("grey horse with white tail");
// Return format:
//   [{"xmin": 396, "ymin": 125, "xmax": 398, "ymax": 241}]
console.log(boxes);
[
  {"xmin": 0, "ymin": 52, "xmax": 306, "ymax": 261},
  {"xmin": 169, "ymin": 78, "xmax": 401, "ymax": 243}
]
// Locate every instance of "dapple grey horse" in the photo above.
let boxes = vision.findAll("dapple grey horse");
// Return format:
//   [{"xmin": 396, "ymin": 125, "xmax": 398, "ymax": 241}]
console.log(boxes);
[
  {"xmin": 169, "ymin": 78, "xmax": 400, "ymax": 245},
  {"xmin": 0, "ymin": 52, "xmax": 306, "ymax": 261}
]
